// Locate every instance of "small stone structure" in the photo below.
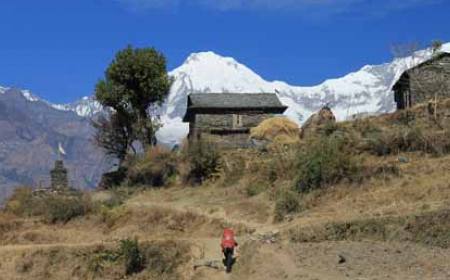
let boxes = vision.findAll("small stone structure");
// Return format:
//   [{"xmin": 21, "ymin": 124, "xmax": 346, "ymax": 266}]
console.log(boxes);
[
  {"xmin": 183, "ymin": 93, "xmax": 287, "ymax": 148},
  {"xmin": 300, "ymin": 106, "xmax": 336, "ymax": 139},
  {"xmin": 393, "ymin": 52, "xmax": 450, "ymax": 110},
  {"xmin": 50, "ymin": 160, "xmax": 69, "ymax": 190}
]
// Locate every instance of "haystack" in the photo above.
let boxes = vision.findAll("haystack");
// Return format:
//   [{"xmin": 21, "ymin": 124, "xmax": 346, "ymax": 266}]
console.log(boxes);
[{"xmin": 250, "ymin": 117, "xmax": 301, "ymax": 145}]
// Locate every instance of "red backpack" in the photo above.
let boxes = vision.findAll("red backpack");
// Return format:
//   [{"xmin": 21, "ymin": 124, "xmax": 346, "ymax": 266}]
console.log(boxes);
[{"xmin": 221, "ymin": 228, "xmax": 236, "ymax": 249}]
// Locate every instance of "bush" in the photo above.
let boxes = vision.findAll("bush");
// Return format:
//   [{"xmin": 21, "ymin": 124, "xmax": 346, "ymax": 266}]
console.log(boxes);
[
  {"xmin": 42, "ymin": 194, "xmax": 91, "ymax": 224},
  {"xmin": 295, "ymin": 136, "xmax": 359, "ymax": 193},
  {"xmin": 183, "ymin": 140, "xmax": 220, "ymax": 184},
  {"xmin": 4, "ymin": 187, "xmax": 37, "ymax": 216},
  {"xmin": 274, "ymin": 190, "xmax": 302, "ymax": 222},
  {"xmin": 98, "ymin": 167, "xmax": 128, "ymax": 190},
  {"xmin": 119, "ymin": 238, "xmax": 144, "ymax": 275},
  {"xmin": 87, "ymin": 240, "xmax": 190, "ymax": 278},
  {"xmin": 364, "ymin": 123, "xmax": 450, "ymax": 156},
  {"xmin": 5, "ymin": 187, "xmax": 91, "ymax": 223},
  {"xmin": 127, "ymin": 147, "xmax": 176, "ymax": 187},
  {"xmin": 246, "ymin": 181, "xmax": 270, "ymax": 197},
  {"xmin": 141, "ymin": 241, "xmax": 189, "ymax": 275},
  {"xmin": 217, "ymin": 152, "xmax": 247, "ymax": 187}
]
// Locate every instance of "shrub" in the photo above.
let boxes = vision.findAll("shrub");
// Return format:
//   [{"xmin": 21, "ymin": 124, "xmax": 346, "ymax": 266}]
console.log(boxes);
[
  {"xmin": 42, "ymin": 194, "xmax": 91, "ymax": 224},
  {"xmin": 183, "ymin": 140, "xmax": 220, "ymax": 184},
  {"xmin": 218, "ymin": 152, "xmax": 247, "ymax": 187},
  {"xmin": 274, "ymin": 190, "xmax": 302, "ymax": 222},
  {"xmin": 119, "ymin": 238, "xmax": 144, "ymax": 275},
  {"xmin": 127, "ymin": 147, "xmax": 176, "ymax": 187},
  {"xmin": 4, "ymin": 187, "xmax": 37, "ymax": 216},
  {"xmin": 142, "ymin": 241, "xmax": 190, "ymax": 275},
  {"xmin": 246, "ymin": 181, "xmax": 270, "ymax": 197},
  {"xmin": 295, "ymin": 136, "xmax": 360, "ymax": 193},
  {"xmin": 87, "ymin": 240, "xmax": 190, "ymax": 278},
  {"xmin": 5, "ymin": 188, "xmax": 91, "ymax": 223},
  {"xmin": 97, "ymin": 167, "xmax": 128, "ymax": 190},
  {"xmin": 364, "ymin": 123, "xmax": 450, "ymax": 156}
]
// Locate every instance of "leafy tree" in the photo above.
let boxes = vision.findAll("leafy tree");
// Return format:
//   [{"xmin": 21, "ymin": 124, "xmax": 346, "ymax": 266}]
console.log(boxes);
[
  {"xmin": 95, "ymin": 46, "xmax": 172, "ymax": 151},
  {"xmin": 92, "ymin": 113, "xmax": 132, "ymax": 164}
]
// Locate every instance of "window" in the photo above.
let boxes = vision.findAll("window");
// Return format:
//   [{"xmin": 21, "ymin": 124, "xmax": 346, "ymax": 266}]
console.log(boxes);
[{"xmin": 233, "ymin": 114, "xmax": 243, "ymax": 128}]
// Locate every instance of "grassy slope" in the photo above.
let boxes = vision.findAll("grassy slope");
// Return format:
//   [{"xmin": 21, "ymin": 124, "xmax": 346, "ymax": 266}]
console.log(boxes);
[{"xmin": 1, "ymin": 101, "xmax": 450, "ymax": 279}]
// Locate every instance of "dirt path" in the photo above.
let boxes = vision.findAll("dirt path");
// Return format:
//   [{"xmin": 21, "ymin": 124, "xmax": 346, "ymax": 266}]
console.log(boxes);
[{"xmin": 127, "ymin": 198, "xmax": 282, "ymax": 235}]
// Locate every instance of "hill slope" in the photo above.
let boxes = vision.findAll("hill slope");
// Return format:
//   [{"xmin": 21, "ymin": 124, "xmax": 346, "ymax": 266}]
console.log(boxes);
[
  {"xmin": 1, "ymin": 43, "xmax": 449, "ymax": 195},
  {"xmin": 0, "ymin": 89, "xmax": 111, "ymax": 200}
]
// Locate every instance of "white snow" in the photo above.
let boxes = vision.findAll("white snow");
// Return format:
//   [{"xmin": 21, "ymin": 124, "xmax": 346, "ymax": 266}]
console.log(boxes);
[
  {"xmin": 1, "ymin": 42, "xmax": 449, "ymax": 145},
  {"xmin": 21, "ymin": 90, "xmax": 40, "ymax": 102},
  {"xmin": 50, "ymin": 97, "xmax": 103, "ymax": 117},
  {"xmin": 157, "ymin": 43, "xmax": 450, "ymax": 143},
  {"xmin": 0, "ymin": 86, "xmax": 8, "ymax": 94}
]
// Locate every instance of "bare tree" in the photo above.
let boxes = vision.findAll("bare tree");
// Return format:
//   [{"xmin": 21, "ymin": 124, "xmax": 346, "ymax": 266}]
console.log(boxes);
[{"xmin": 431, "ymin": 40, "xmax": 444, "ymax": 54}]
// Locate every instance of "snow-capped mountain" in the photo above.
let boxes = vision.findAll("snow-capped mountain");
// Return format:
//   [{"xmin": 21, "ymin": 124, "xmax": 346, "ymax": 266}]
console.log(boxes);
[
  {"xmin": 156, "ymin": 43, "xmax": 450, "ymax": 145},
  {"xmin": 1, "ymin": 43, "xmax": 449, "ymax": 197},
  {"xmin": 2, "ymin": 43, "xmax": 449, "ymax": 146},
  {"xmin": 51, "ymin": 96, "xmax": 103, "ymax": 117},
  {"xmin": 0, "ymin": 88, "xmax": 111, "ymax": 201}
]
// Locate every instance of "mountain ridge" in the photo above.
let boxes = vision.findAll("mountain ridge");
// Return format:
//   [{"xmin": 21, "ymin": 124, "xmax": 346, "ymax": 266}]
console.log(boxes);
[{"xmin": 1, "ymin": 43, "xmax": 449, "ymax": 146}]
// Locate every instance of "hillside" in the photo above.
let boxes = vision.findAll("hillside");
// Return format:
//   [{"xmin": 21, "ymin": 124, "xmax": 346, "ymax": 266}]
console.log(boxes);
[
  {"xmin": 1, "ymin": 44, "xmax": 449, "ymax": 195},
  {"xmin": 1, "ymin": 99, "xmax": 449, "ymax": 279},
  {"xmin": 0, "ymin": 89, "xmax": 111, "ymax": 201}
]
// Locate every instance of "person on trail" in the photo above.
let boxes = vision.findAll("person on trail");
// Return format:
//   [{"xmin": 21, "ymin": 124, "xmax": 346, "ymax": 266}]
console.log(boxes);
[{"xmin": 221, "ymin": 228, "xmax": 238, "ymax": 273}]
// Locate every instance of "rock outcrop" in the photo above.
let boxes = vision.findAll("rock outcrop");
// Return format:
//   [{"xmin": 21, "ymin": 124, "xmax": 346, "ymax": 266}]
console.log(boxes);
[{"xmin": 300, "ymin": 106, "xmax": 336, "ymax": 139}]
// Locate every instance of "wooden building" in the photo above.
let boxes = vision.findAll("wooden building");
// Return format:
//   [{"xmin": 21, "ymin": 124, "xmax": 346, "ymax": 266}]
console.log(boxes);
[
  {"xmin": 182, "ymin": 93, "xmax": 287, "ymax": 147},
  {"xmin": 393, "ymin": 52, "xmax": 450, "ymax": 109}
]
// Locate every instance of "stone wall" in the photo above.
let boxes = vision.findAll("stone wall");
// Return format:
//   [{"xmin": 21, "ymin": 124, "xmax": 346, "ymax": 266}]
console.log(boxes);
[
  {"xmin": 202, "ymin": 132, "xmax": 251, "ymax": 149},
  {"xmin": 191, "ymin": 112, "xmax": 275, "ymax": 148},
  {"xmin": 409, "ymin": 55, "xmax": 450, "ymax": 105},
  {"xmin": 195, "ymin": 113, "xmax": 273, "ymax": 129},
  {"xmin": 195, "ymin": 114, "xmax": 233, "ymax": 129}
]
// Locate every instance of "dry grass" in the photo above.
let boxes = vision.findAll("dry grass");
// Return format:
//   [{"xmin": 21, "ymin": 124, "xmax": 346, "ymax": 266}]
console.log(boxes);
[
  {"xmin": 0, "ymin": 240, "xmax": 192, "ymax": 280},
  {"xmin": 2, "ymin": 100, "xmax": 450, "ymax": 279},
  {"xmin": 126, "ymin": 146, "xmax": 177, "ymax": 187},
  {"xmin": 250, "ymin": 116, "xmax": 301, "ymax": 145}
]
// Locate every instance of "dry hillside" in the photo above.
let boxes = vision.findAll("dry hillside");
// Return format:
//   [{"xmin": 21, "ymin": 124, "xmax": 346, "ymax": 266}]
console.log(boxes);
[{"xmin": 1, "ymin": 99, "xmax": 450, "ymax": 280}]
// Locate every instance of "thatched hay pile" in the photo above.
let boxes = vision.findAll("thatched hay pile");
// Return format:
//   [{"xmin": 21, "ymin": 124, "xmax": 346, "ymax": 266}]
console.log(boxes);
[{"xmin": 250, "ymin": 117, "xmax": 301, "ymax": 145}]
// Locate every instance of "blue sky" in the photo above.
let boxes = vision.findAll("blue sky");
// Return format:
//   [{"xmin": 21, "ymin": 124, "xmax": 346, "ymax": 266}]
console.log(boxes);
[{"xmin": 0, "ymin": 0, "xmax": 448, "ymax": 103}]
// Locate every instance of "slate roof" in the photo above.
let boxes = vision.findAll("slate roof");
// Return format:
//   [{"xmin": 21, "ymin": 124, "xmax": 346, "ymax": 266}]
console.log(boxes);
[{"xmin": 183, "ymin": 93, "xmax": 288, "ymax": 122}]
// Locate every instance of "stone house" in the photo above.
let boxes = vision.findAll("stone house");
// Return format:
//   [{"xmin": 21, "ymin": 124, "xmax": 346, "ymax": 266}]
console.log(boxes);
[
  {"xmin": 393, "ymin": 52, "xmax": 450, "ymax": 109},
  {"xmin": 182, "ymin": 93, "xmax": 287, "ymax": 147}
]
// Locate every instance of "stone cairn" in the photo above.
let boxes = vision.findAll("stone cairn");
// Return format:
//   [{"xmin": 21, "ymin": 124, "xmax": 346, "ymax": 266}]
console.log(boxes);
[{"xmin": 50, "ymin": 160, "xmax": 69, "ymax": 191}]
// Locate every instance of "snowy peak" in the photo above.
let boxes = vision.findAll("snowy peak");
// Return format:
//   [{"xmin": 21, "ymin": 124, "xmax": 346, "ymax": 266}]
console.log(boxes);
[
  {"xmin": 0, "ymin": 86, "xmax": 7, "ymax": 94},
  {"xmin": 21, "ymin": 90, "xmax": 41, "ymax": 102},
  {"xmin": 0, "ymin": 87, "xmax": 42, "ymax": 102},
  {"xmin": 157, "ymin": 43, "xmax": 450, "ymax": 145},
  {"xmin": 2, "ymin": 43, "xmax": 450, "ymax": 145},
  {"xmin": 170, "ymin": 51, "xmax": 272, "ymax": 93},
  {"xmin": 52, "ymin": 96, "xmax": 102, "ymax": 117},
  {"xmin": 0, "ymin": 87, "xmax": 101, "ymax": 118}
]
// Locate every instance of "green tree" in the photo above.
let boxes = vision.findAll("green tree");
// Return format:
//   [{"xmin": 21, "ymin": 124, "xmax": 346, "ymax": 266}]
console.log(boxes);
[
  {"xmin": 92, "ymin": 113, "xmax": 132, "ymax": 164},
  {"xmin": 95, "ymin": 46, "xmax": 172, "ymax": 150}
]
